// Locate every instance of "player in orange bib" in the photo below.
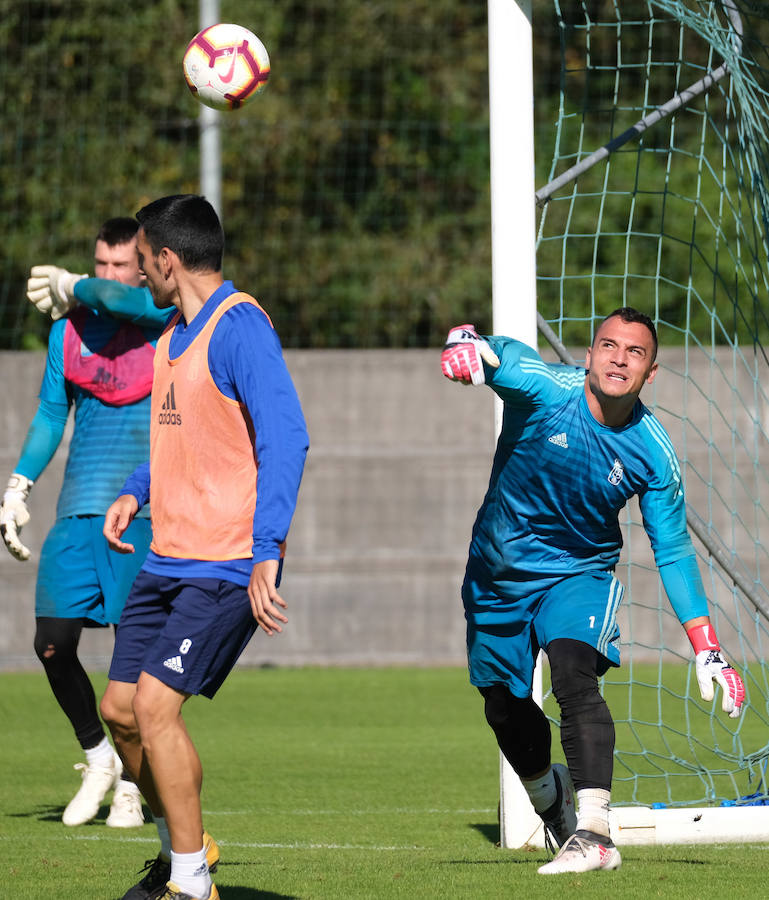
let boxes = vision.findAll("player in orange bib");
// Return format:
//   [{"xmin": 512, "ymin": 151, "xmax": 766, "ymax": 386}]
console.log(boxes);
[{"xmin": 100, "ymin": 195, "xmax": 309, "ymax": 900}]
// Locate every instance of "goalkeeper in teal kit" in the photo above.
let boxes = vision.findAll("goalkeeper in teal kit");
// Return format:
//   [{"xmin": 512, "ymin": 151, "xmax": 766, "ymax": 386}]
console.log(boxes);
[
  {"xmin": 0, "ymin": 219, "xmax": 169, "ymax": 829},
  {"xmin": 441, "ymin": 307, "xmax": 745, "ymax": 875}
]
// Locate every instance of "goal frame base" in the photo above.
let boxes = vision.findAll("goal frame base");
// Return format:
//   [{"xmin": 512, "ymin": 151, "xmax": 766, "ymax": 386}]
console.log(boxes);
[{"xmin": 500, "ymin": 802, "xmax": 769, "ymax": 848}]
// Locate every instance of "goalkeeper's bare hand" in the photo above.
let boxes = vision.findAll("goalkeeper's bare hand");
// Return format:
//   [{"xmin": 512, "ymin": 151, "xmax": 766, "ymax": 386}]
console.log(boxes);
[
  {"xmin": 695, "ymin": 649, "xmax": 745, "ymax": 718},
  {"xmin": 0, "ymin": 473, "xmax": 33, "ymax": 561},
  {"xmin": 249, "ymin": 558, "xmax": 288, "ymax": 635},
  {"xmin": 441, "ymin": 324, "xmax": 500, "ymax": 385},
  {"xmin": 103, "ymin": 494, "xmax": 139, "ymax": 554},
  {"xmin": 26, "ymin": 265, "xmax": 87, "ymax": 320}
]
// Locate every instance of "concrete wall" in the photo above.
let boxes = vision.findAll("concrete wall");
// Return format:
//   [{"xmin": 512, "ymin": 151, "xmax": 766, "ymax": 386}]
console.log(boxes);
[
  {"xmin": 1, "ymin": 346, "xmax": 765, "ymax": 671},
  {"xmin": 0, "ymin": 349, "xmax": 495, "ymax": 671}
]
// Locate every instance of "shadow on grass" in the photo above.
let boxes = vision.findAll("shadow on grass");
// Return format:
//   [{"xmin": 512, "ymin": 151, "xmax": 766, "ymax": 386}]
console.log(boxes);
[
  {"xmin": 8, "ymin": 802, "xmax": 153, "ymax": 826},
  {"xmin": 111, "ymin": 890, "xmax": 298, "ymax": 900},
  {"xmin": 444, "ymin": 856, "xmax": 542, "ymax": 866},
  {"xmin": 8, "ymin": 803, "xmax": 76, "ymax": 823},
  {"xmin": 470, "ymin": 821, "xmax": 500, "ymax": 845},
  {"xmin": 211, "ymin": 890, "xmax": 299, "ymax": 899},
  {"xmin": 459, "ymin": 822, "xmax": 549, "ymax": 865}
]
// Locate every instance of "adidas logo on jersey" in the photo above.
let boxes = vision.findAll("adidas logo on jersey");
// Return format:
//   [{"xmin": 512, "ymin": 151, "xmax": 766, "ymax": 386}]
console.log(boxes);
[
  {"xmin": 93, "ymin": 365, "xmax": 126, "ymax": 392},
  {"xmin": 158, "ymin": 382, "xmax": 182, "ymax": 425},
  {"xmin": 163, "ymin": 655, "xmax": 185, "ymax": 674},
  {"xmin": 548, "ymin": 432, "xmax": 569, "ymax": 449}
]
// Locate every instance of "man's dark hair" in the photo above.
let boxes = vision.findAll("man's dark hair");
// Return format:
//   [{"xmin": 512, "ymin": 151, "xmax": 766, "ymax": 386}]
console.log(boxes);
[
  {"xmin": 96, "ymin": 217, "xmax": 139, "ymax": 247},
  {"xmin": 135, "ymin": 194, "xmax": 224, "ymax": 273},
  {"xmin": 598, "ymin": 306, "xmax": 658, "ymax": 361}
]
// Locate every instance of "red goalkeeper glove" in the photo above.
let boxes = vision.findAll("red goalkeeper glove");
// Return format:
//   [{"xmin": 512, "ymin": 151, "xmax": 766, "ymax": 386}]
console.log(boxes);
[
  {"xmin": 687, "ymin": 622, "xmax": 745, "ymax": 718},
  {"xmin": 441, "ymin": 324, "xmax": 500, "ymax": 385}
]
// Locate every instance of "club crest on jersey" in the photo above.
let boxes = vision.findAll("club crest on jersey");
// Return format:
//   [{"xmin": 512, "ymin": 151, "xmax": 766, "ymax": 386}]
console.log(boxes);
[{"xmin": 608, "ymin": 458, "xmax": 624, "ymax": 485}]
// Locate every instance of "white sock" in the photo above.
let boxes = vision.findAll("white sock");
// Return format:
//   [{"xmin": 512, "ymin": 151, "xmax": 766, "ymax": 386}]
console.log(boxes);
[
  {"xmin": 84, "ymin": 736, "xmax": 114, "ymax": 769},
  {"xmin": 153, "ymin": 814, "xmax": 172, "ymax": 860},
  {"xmin": 522, "ymin": 768, "xmax": 557, "ymax": 814},
  {"xmin": 170, "ymin": 847, "xmax": 210, "ymax": 897},
  {"xmin": 576, "ymin": 787, "xmax": 611, "ymax": 838}
]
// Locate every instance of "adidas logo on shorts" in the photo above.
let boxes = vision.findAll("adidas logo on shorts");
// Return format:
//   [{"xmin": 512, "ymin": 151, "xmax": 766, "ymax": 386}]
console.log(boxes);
[{"xmin": 163, "ymin": 655, "xmax": 185, "ymax": 674}]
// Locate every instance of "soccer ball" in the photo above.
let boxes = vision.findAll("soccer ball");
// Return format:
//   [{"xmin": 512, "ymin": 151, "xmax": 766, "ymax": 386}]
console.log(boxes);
[{"xmin": 183, "ymin": 23, "xmax": 270, "ymax": 111}]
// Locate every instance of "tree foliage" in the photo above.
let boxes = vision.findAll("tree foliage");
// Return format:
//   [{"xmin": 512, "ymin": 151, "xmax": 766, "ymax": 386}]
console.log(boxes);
[
  {"xmin": 0, "ymin": 0, "xmax": 491, "ymax": 349},
  {"xmin": 1, "ymin": 1, "xmax": 768, "ymax": 349}
]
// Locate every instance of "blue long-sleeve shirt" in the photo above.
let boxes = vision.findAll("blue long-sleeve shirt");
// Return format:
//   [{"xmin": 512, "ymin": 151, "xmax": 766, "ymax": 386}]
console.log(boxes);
[{"xmin": 121, "ymin": 281, "xmax": 309, "ymax": 586}]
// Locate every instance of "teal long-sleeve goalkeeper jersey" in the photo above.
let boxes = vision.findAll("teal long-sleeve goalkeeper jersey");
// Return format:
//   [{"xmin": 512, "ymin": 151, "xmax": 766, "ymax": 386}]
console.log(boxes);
[
  {"xmin": 468, "ymin": 336, "xmax": 708, "ymax": 624},
  {"xmin": 15, "ymin": 285, "xmax": 166, "ymax": 519}
]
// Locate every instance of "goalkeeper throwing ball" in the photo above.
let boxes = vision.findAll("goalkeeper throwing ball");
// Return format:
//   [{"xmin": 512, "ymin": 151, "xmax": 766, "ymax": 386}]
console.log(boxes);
[{"xmin": 441, "ymin": 308, "xmax": 745, "ymax": 875}]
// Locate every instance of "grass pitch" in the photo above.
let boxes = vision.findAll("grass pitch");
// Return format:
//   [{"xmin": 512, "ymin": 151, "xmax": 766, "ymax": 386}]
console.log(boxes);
[{"xmin": 1, "ymin": 666, "xmax": 766, "ymax": 899}]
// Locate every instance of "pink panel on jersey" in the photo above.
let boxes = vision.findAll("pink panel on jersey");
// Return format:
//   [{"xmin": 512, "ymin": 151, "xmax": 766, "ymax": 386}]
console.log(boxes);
[{"xmin": 63, "ymin": 307, "xmax": 154, "ymax": 406}]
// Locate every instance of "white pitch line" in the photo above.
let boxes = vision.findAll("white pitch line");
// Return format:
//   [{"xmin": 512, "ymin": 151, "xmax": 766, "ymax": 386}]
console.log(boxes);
[
  {"xmin": 44, "ymin": 834, "xmax": 428, "ymax": 852},
  {"xmin": 202, "ymin": 807, "xmax": 496, "ymax": 817},
  {"xmin": 45, "ymin": 834, "xmax": 158, "ymax": 844},
  {"xmin": 209, "ymin": 840, "xmax": 428, "ymax": 851}
]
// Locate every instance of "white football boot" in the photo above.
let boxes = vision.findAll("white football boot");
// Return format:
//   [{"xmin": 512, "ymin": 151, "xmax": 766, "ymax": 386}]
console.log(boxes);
[
  {"xmin": 62, "ymin": 751, "xmax": 121, "ymax": 826},
  {"xmin": 107, "ymin": 780, "xmax": 145, "ymax": 828},
  {"xmin": 538, "ymin": 829, "xmax": 622, "ymax": 874}
]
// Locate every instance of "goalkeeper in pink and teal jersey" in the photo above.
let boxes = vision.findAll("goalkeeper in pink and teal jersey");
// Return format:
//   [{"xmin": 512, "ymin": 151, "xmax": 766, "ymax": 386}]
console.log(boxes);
[
  {"xmin": 0, "ymin": 218, "xmax": 170, "ymax": 830},
  {"xmin": 441, "ymin": 308, "xmax": 745, "ymax": 875}
]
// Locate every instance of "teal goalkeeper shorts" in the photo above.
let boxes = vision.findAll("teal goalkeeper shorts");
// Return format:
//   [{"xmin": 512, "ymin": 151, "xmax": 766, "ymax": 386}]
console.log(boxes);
[
  {"xmin": 463, "ymin": 569, "xmax": 623, "ymax": 698},
  {"xmin": 36, "ymin": 515, "xmax": 152, "ymax": 625}
]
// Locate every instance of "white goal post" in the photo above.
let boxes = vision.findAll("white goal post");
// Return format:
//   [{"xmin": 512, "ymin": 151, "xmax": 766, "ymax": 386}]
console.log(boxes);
[
  {"xmin": 507, "ymin": 803, "xmax": 769, "ymax": 849},
  {"xmin": 487, "ymin": 0, "xmax": 543, "ymax": 850}
]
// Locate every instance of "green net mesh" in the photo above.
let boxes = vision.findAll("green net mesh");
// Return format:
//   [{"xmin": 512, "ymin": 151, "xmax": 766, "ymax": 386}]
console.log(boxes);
[{"xmin": 535, "ymin": 0, "xmax": 769, "ymax": 806}]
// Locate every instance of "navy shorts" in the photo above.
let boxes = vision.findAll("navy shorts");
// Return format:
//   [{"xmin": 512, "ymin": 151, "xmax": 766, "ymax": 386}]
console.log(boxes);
[
  {"xmin": 109, "ymin": 570, "xmax": 257, "ymax": 698},
  {"xmin": 464, "ymin": 569, "xmax": 623, "ymax": 698}
]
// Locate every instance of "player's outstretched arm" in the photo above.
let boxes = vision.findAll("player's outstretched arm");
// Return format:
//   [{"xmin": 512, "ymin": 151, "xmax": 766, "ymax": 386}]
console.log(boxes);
[
  {"xmin": 103, "ymin": 494, "xmax": 140, "ymax": 554},
  {"xmin": 248, "ymin": 558, "xmax": 288, "ymax": 636},
  {"xmin": 441, "ymin": 324, "xmax": 500, "ymax": 385},
  {"xmin": 26, "ymin": 265, "xmax": 87, "ymax": 320},
  {"xmin": 686, "ymin": 617, "xmax": 745, "ymax": 718},
  {"xmin": 0, "ymin": 474, "xmax": 33, "ymax": 561},
  {"xmin": 75, "ymin": 278, "xmax": 170, "ymax": 327}
]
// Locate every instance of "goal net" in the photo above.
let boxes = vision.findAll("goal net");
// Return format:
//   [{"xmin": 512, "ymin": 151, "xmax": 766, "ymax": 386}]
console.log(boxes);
[{"xmin": 502, "ymin": 0, "xmax": 769, "ymax": 847}]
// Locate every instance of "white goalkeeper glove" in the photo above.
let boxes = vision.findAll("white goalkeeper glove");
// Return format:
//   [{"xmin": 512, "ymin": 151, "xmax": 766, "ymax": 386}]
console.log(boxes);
[
  {"xmin": 687, "ymin": 622, "xmax": 745, "ymax": 718},
  {"xmin": 26, "ymin": 265, "xmax": 87, "ymax": 320},
  {"xmin": 441, "ymin": 324, "xmax": 500, "ymax": 385},
  {"xmin": 0, "ymin": 473, "xmax": 34, "ymax": 561}
]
